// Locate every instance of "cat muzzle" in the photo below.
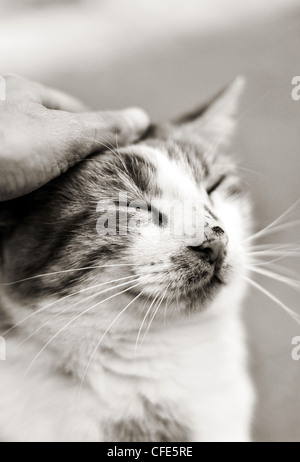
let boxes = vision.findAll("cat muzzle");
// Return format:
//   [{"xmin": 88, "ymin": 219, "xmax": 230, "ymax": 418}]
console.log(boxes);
[{"xmin": 188, "ymin": 227, "xmax": 228, "ymax": 269}]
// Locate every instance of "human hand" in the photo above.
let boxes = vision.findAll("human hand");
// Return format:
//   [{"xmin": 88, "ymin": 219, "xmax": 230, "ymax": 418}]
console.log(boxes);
[{"xmin": 0, "ymin": 75, "xmax": 150, "ymax": 201}]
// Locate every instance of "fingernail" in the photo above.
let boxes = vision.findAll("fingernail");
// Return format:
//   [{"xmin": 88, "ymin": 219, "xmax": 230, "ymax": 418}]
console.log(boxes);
[{"xmin": 121, "ymin": 107, "xmax": 150, "ymax": 134}]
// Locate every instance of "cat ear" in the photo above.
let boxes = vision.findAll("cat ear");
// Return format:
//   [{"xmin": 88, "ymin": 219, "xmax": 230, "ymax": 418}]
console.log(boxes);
[{"xmin": 174, "ymin": 76, "xmax": 246, "ymax": 147}]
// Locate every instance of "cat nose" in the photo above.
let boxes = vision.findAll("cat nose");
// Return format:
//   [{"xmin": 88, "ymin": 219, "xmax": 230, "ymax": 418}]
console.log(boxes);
[
  {"xmin": 188, "ymin": 227, "xmax": 228, "ymax": 264},
  {"xmin": 197, "ymin": 239, "xmax": 227, "ymax": 263}
]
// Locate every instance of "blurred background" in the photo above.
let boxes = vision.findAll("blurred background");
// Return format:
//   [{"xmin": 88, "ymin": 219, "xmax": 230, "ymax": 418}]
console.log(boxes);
[{"xmin": 1, "ymin": 0, "xmax": 299, "ymax": 442}]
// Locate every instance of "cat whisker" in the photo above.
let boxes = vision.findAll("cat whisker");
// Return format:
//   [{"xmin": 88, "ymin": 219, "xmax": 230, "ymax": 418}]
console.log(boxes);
[
  {"xmin": 247, "ymin": 249, "xmax": 300, "ymax": 257},
  {"xmin": 256, "ymin": 262, "xmax": 300, "ymax": 280},
  {"xmin": 140, "ymin": 286, "xmax": 170, "ymax": 347},
  {"xmin": 247, "ymin": 249, "xmax": 300, "ymax": 267},
  {"xmin": 248, "ymin": 252, "xmax": 300, "ymax": 267},
  {"xmin": 247, "ymin": 266, "xmax": 300, "ymax": 291},
  {"xmin": 247, "ymin": 243, "xmax": 300, "ymax": 251},
  {"xmin": 96, "ymin": 133, "xmax": 118, "ymax": 151},
  {"xmin": 163, "ymin": 291, "xmax": 174, "ymax": 335},
  {"xmin": 250, "ymin": 256, "xmax": 298, "ymax": 266},
  {"xmin": 0, "ymin": 263, "xmax": 138, "ymax": 287},
  {"xmin": 13, "ymin": 275, "xmax": 141, "ymax": 348},
  {"xmin": 245, "ymin": 219, "xmax": 300, "ymax": 244},
  {"xmin": 2, "ymin": 273, "xmax": 138, "ymax": 337},
  {"xmin": 234, "ymin": 165, "xmax": 265, "ymax": 177},
  {"xmin": 79, "ymin": 135, "xmax": 118, "ymax": 156},
  {"xmin": 244, "ymin": 276, "xmax": 300, "ymax": 325},
  {"xmin": 136, "ymin": 291, "xmax": 156, "ymax": 339},
  {"xmin": 244, "ymin": 200, "xmax": 300, "ymax": 244},
  {"xmin": 135, "ymin": 291, "xmax": 161, "ymax": 356},
  {"xmin": 79, "ymin": 291, "xmax": 144, "ymax": 393},
  {"xmin": 21, "ymin": 280, "xmax": 145, "ymax": 382},
  {"xmin": 115, "ymin": 131, "xmax": 123, "ymax": 161},
  {"xmin": 163, "ymin": 295, "xmax": 168, "ymax": 335}
]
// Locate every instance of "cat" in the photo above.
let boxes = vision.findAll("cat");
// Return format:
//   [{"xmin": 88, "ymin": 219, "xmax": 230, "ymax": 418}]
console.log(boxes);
[{"xmin": 0, "ymin": 77, "xmax": 255, "ymax": 442}]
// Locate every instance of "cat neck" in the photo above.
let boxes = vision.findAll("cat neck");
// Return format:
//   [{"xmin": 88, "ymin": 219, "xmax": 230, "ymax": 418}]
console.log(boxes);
[{"xmin": 5, "ymin": 277, "xmax": 247, "ymax": 392}]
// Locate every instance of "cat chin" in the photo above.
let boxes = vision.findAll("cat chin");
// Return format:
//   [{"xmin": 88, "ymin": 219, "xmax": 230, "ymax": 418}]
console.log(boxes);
[
  {"xmin": 180, "ymin": 259, "xmax": 234, "ymax": 298},
  {"xmin": 180, "ymin": 277, "xmax": 226, "ymax": 306},
  {"xmin": 127, "ymin": 270, "xmax": 229, "ymax": 312}
]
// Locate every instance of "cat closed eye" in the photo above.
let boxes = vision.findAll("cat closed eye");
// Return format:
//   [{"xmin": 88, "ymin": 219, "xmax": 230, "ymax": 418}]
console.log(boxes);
[
  {"xmin": 117, "ymin": 200, "xmax": 167, "ymax": 227},
  {"xmin": 206, "ymin": 175, "xmax": 226, "ymax": 195}
]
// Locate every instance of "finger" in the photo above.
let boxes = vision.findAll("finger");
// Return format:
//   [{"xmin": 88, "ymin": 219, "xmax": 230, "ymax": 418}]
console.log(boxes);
[
  {"xmin": 3, "ymin": 74, "xmax": 88, "ymax": 112},
  {"xmin": 0, "ymin": 107, "xmax": 150, "ymax": 201},
  {"xmin": 73, "ymin": 107, "xmax": 150, "ymax": 153},
  {"xmin": 39, "ymin": 87, "xmax": 89, "ymax": 112}
]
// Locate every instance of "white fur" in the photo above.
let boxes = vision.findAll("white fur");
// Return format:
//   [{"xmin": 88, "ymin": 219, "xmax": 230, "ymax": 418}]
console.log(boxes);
[{"xmin": 0, "ymin": 146, "xmax": 254, "ymax": 442}]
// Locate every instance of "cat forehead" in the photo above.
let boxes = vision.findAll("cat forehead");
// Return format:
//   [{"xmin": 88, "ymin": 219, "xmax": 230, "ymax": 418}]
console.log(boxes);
[{"xmin": 123, "ymin": 143, "xmax": 203, "ymax": 199}]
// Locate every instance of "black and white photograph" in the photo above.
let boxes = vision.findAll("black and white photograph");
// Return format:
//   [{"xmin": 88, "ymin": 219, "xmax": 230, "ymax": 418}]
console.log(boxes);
[{"xmin": 0, "ymin": 0, "xmax": 299, "ymax": 444}]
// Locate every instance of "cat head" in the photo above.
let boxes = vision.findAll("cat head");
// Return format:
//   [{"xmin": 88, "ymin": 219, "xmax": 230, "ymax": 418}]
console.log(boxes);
[{"xmin": 0, "ymin": 77, "xmax": 251, "ymax": 356}]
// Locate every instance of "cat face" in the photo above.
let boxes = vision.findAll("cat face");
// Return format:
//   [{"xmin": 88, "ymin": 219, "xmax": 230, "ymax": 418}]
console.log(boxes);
[
  {"xmin": 0, "ymin": 77, "xmax": 251, "ymax": 344},
  {"xmin": 102, "ymin": 140, "xmax": 248, "ymax": 304}
]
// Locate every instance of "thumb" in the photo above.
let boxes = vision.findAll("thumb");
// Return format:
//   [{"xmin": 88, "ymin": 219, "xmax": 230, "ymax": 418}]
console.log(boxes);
[{"xmin": 71, "ymin": 107, "xmax": 150, "ymax": 156}]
